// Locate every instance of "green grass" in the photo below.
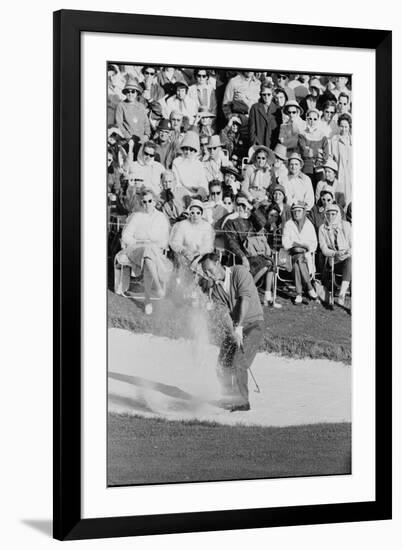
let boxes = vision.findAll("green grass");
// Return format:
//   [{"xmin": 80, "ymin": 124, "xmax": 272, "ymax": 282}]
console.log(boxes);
[
  {"xmin": 108, "ymin": 289, "xmax": 351, "ymax": 363},
  {"xmin": 108, "ymin": 414, "xmax": 351, "ymax": 486}
]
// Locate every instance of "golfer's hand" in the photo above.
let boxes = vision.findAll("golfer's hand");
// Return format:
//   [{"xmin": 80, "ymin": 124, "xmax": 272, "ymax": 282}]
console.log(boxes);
[
  {"xmin": 233, "ymin": 325, "xmax": 244, "ymax": 350},
  {"xmin": 242, "ymin": 256, "xmax": 250, "ymax": 270}
]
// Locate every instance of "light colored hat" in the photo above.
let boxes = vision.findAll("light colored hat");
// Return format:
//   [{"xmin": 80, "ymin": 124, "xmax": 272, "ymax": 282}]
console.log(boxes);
[
  {"xmin": 188, "ymin": 199, "xmax": 204, "ymax": 213},
  {"xmin": 123, "ymin": 76, "xmax": 142, "ymax": 93},
  {"xmin": 283, "ymin": 100, "xmax": 304, "ymax": 116},
  {"xmin": 287, "ymin": 152, "xmax": 304, "ymax": 168},
  {"xmin": 180, "ymin": 131, "xmax": 200, "ymax": 153},
  {"xmin": 272, "ymin": 184, "xmax": 286, "ymax": 197},
  {"xmin": 228, "ymin": 115, "xmax": 242, "ymax": 125},
  {"xmin": 325, "ymin": 203, "xmax": 340, "ymax": 214},
  {"xmin": 273, "ymin": 143, "xmax": 288, "ymax": 161},
  {"xmin": 306, "ymin": 108, "xmax": 321, "ymax": 118},
  {"xmin": 291, "ymin": 200, "xmax": 307, "ymax": 211},
  {"xmin": 322, "ymin": 158, "xmax": 339, "ymax": 173},
  {"xmin": 253, "ymin": 145, "xmax": 275, "ymax": 165},
  {"xmin": 198, "ymin": 107, "xmax": 216, "ymax": 119},
  {"xmin": 207, "ymin": 135, "xmax": 223, "ymax": 148}
]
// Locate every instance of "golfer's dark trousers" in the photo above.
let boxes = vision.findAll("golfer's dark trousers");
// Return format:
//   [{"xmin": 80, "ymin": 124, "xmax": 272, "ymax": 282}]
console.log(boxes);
[{"xmin": 217, "ymin": 321, "xmax": 264, "ymax": 406}]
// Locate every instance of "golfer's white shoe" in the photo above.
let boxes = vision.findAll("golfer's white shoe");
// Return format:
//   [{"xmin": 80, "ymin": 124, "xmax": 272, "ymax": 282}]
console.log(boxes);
[
  {"xmin": 294, "ymin": 294, "xmax": 303, "ymax": 305},
  {"xmin": 337, "ymin": 294, "xmax": 346, "ymax": 307},
  {"xmin": 145, "ymin": 303, "xmax": 153, "ymax": 315}
]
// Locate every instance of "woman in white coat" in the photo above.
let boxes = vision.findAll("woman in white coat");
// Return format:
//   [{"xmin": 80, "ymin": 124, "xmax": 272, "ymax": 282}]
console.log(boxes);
[{"xmin": 282, "ymin": 201, "xmax": 318, "ymax": 304}]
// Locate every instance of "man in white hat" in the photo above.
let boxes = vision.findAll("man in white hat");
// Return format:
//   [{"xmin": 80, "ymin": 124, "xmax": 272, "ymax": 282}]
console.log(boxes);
[
  {"xmin": 202, "ymin": 135, "xmax": 229, "ymax": 182},
  {"xmin": 278, "ymin": 100, "xmax": 306, "ymax": 155},
  {"xmin": 115, "ymin": 76, "xmax": 150, "ymax": 151},
  {"xmin": 284, "ymin": 152, "xmax": 315, "ymax": 211}
]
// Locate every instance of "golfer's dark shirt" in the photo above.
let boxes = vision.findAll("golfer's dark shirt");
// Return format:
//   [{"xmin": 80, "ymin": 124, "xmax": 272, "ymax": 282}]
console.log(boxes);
[{"xmin": 212, "ymin": 265, "xmax": 264, "ymax": 327}]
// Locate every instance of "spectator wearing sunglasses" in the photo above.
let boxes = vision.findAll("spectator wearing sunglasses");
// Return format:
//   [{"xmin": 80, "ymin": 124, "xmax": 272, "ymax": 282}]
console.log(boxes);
[
  {"xmin": 278, "ymin": 100, "xmax": 305, "ymax": 155},
  {"xmin": 248, "ymin": 82, "xmax": 279, "ymax": 150},
  {"xmin": 219, "ymin": 115, "xmax": 247, "ymax": 160},
  {"xmin": 188, "ymin": 69, "xmax": 217, "ymax": 116},
  {"xmin": 153, "ymin": 119, "xmax": 172, "ymax": 169},
  {"xmin": 308, "ymin": 187, "xmax": 344, "ymax": 235},
  {"xmin": 203, "ymin": 180, "xmax": 230, "ymax": 225},
  {"xmin": 164, "ymin": 82, "xmax": 198, "ymax": 125},
  {"xmin": 273, "ymin": 73, "xmax": 296, "ymax": 101},
  {"xmin": 320, "ymin": 100, "xmax": 338, "ymax": 139},
  {"xmin": 120, "ymin": 188, "xmax": 172, "ymax": 315},
  {"xmin": 140, "ymin": 66, "xmax": 164, "ymax": 105},
  {"xmin": 298, "ymin": 108, "xmax": 329, "ymax": 189},
  {"xmin": 115, "ymin": 76, "xmax": 150, "ymax": 154},
  {"xmin": 127, "ymin": 141, "xmax": 165, "ymax": 198},
  {"xmin": 172, "ymin": 131, "xmax": 209, "ymax": 200},
  {"xmin": 197, "ymin": 107, "xmax": 216, "ymax": 139},
  {"xmin": 315, "ymin": 158, "xmax": 345, "ymax": 208},
  {"xmin": 241, "ymin": 145, "xmax": 275, "ymax": 203},
  {"xmin": 203, "ymin": 135, "xmax": 229, "ymax": 182}
]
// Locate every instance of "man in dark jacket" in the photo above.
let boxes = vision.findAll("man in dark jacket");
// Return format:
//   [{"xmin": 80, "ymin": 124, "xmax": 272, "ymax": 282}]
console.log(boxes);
[
  {"xmin": 200, "ymin": 253, "xmax": 264, "ymax": 412},
  {"xmin": 248, "ymin": 82, "xmax": 280, "ymax": 149}
]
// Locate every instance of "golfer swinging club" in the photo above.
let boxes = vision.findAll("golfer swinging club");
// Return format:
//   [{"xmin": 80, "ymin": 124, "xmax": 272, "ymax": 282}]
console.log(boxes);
[{"xmin": 199, "ymin": 252, "xmax": 264, "ymax": 412}]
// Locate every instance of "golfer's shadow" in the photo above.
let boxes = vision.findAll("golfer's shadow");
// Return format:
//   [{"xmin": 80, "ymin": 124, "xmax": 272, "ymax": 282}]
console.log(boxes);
[{"xmin": 108, "ymin": 371, "xmax": 220, "ymax": 409}]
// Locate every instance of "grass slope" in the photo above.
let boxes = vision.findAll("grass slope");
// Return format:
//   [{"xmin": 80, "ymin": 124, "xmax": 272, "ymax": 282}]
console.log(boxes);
[
  {"xmin": 108, "ymin": 414, "xmax": 351, "ymax": 486},
  {"xmin": 108, "ymin": 289, "xmax": 351, "ymax": 363}
]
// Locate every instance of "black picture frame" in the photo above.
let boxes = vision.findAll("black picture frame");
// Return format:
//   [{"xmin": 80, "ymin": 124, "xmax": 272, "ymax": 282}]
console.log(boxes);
[{"xmin": 53, "ymin": 9, "xmax": 392, "ymax": 541}]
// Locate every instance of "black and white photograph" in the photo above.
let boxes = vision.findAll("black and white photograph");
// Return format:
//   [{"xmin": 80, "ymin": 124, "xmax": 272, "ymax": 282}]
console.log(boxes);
[{"xmin": 107, "ymin": 64, "xmax": 353, "ymax": 486}]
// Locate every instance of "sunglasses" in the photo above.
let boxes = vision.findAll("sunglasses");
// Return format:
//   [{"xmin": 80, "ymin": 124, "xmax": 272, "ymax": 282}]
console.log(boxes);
[
  {"xmin": 190, "ymin": 210, "xmax": 202, "ymax": 215},
  {"xmin": 142, "ymin": 199, "xmax": 153, "ymax": 204},
  {"xmin": 307, "ymin": 117, "xmax": 318, "ymax": 121},
  {"xmin": 182, "ymin": 147, "xmax": 196, "ymax": 152},
  {"xmin": 256, "ymin": 156, "xmax": 267, "ymax": 160},
  {"xmin": 124, "ymin": 89, "xmax": 138, "ymax": 94},
  {"xmin": 236, "ymin": 202, "xmax": 247, "ymax": 208},
  {"xmin": 324, "ymin": 110, "xmax": 335, "ymax": 114},
  {"xmin": 278, "ymin": 75, "xmax": 287, "ymax": 80},
  {"xmin": 261, "ymin": 93, "xmax": 272, "ymax": 96},
  {"xmin": 197, "ymin": 74, "xmax": 207, "ymax": 78},
  {"xmin": 209, "ymin": 146, "xmax": 220, "ymax": 150},
  {"xmin": 211, "ymin": 191, "xmax": 222, "ymax": 195},
  {"xmin": 288, "ymin": 110, "xmax": 298, "ymax": 114},
  {"xmin": 143, "ymin": 151, "xmax": 155, "ymax": 157},
  {"xmin": 144, "ymin": 71, "xmax": 155, "ymax": 76}
]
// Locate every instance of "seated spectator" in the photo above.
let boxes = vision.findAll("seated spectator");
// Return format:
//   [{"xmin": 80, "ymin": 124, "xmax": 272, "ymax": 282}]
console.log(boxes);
[
  {"xmin": 222, "ymin": 192, "xmax": 235, "ymax": 214},
  {"xmin": 315, "ymin": 158, "xmax": 346, "ymax": 208},
  {"xmin": 271, "ymin": 143, "xmax": 289, "ymax": 187},
  {"xmin": 126, "ymin": 141, "xmax": 165, "ymax": 197},
  {"xmin": 284, "ymin": 153, "xmax": 314, "ymax": 211},
  {"xmin": 279, "ymin": 100, "xmax": 305, "ymax": 155},
  {"xmin": 221, "ymin": 195, "xmax": 274, "ymax": 300},
  {"xmin": 172, "ymin": 131, "xmax": 209, "ymax": 200},
  {"xmin": 241, "ymin": 145, "xmax": 275, "ymax": 203},
  {"xmin": 153, "ymin": 119, "xmax": 172, "ymax": 168},
  {"xmin": 220, "ymin": 115, "xmax": 247, "ymax": 159},
  {"xmin": 203, "ymin": 180, "xmax": 229, "ymax": 225},
  {"xmin": 248, "ymin": 82, "xmax": 278, "ymax": 149},
  {"xmin": 320, "ymin": 100, "xmax": 338, "ymax": 139},
  {"xmin": 119, "ymin": 189, "xmax": 172, "ymax": 315},
  {"xmin": 115, "ymin": 76, "xmax": 150, "ymax": 159},
  {"xmin": 197, "ymin": 108, "xmax": 216, "ymax": 138},
  {"xmin": 308, "ymin": 187, "xmax": 343, "ymax": 234},
  {"xmin": 169, "ymin": 199, "xmax": 215, "ymax": 276},
  {"xmin": 268, "ymin": 184, "xmax": 292, "ymax": 226},
  {"xmin": 158, "ymin": 170, "xmax": 184, "ymax": 225},
  {"xmin": 221, "ymin": 165, "xmax": 242, "ymax": 196},
  {"xmin": 298, "ymin": 108, "xmax": 329, "ymax": 188},
  {"xmin": 282, "ymin": 201, "xmax": 318, "ymax": 304},
  {"xmin": 203, "ymin": 135, "xmax": 229, "ymax": 182},
  {"xmin": 164, "ymin": 82, "xmax": 198, "ymax": 125},
  {"xmin": 318, "ymin": 203, "xmax": 352, "ymax": 307}
]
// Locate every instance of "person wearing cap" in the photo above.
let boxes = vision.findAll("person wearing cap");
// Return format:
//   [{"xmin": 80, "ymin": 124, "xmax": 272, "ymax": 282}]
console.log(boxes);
[
  {"xmin": 164, "ymin": 81, "xmax": 198, "ymax": 125},
  {"xmin": 115, "ymin": 76, "xmax": 151, "ymax": 152},
  {"xmin": 315, "ymin": 158, "xmax": 346, "ymax": 208},
  {"xmin": 248, "ymin": 81, "xmax": 279, "ymax": 150},
  {"xmin": 278, "ymin": 100, "xmax": 306, "ymax": 155},
  {"xmin": 172, "ymin": 131, "xmax": 209, "ymax": 200},
  {"xmin": 153, "ymin": 119, "xmax": 172, "ymax": 168},
  {"xmin": 319, "ymin": 203, "xmax": 352, "ymax": 307},
  {"xmin": 219, "ymin": 114, "xmax": 247, "ymax": 159},
  {"xmin": 221, "ymin": 165, "xmax": 242, "ymax": 196},
  {"xmin": 298, "ymin": 108, "xmax": 329, "ymax": 188},
  {"xmin": 222, "ymin": 71, "xmax": 261, "ymax": 118},
  {"xmin": 202, "ymin": 135, "xmax": 229, "ymax": 182},
  {"xmin": 242, "ymin": 145, "xmax": 275, "ymax": 203},
  {"xmin": 283, "ymin": 152, "xmax": 315, "ymax": 211},
  {"xmin": 188, "ymin": 69, "xmax": 217, "ymax": 116},
  {"xmin": 265, "ymin": 184, "xmax": 292, "ymax": 226},
  {"xmin": 197, "ymin": 107, "xmax": 216, "ymax": 139},
  {"xmin": 329, "ymin": 113, "xmax": 352, "ymax": 209},
  {"xmin": 282, "ymin": 201, "xmax": 318, "ymax": 304},
  {"xmin": 198, "ymin": 252, "xmax": 264, "ymax": 412},
  {"xmin": 120, "ymin": 188, "xmax": 172, "ymax": 315},
  {"xmin": 169, "ymin": 199, "xmax": 215, "ymax": 272}
]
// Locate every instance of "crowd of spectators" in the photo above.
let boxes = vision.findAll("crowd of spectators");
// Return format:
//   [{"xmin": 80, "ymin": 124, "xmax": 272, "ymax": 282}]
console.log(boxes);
[{"xmin": 108, "ymin": 65, "xmax": 352, "ymax": 314}]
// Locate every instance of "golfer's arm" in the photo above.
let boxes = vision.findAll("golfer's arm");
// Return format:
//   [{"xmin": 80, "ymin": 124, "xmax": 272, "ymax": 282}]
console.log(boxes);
[{"xmin": 236, "ymin": 296, "xmax": 250, "ymax": 327}]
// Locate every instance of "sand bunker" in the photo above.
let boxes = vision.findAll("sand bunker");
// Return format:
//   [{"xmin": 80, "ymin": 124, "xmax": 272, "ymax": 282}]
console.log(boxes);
[{"xmin": 108, "ymin": 328, "xmax": 350, "ymax": 427}]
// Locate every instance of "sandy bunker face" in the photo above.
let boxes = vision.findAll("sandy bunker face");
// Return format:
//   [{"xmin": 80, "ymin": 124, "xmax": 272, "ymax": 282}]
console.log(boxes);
[{"xmin": 108, "ymin": 328, "xmax": 351, "ymax": 427}]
